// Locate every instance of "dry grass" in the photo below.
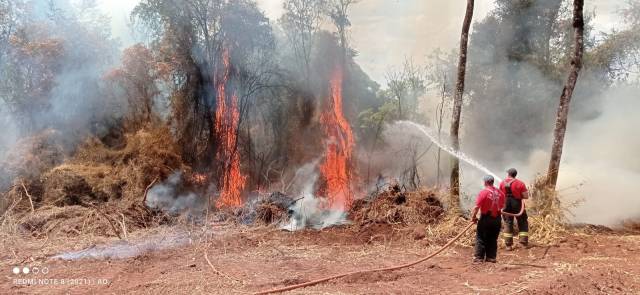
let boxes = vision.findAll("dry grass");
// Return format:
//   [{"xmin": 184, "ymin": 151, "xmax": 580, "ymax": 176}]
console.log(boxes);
[
  {"xmin": 526, "ymin": 176, "xmax": 580, "ymax": 245},
  {"xmin": 423, "ymin": 213, "xmax": 475, "ymax": 247},
  {"xmin": 0, "ymin": 127, "xmax": 184, "ymax": 241},
  {"xmin": 621, "ymin": 220, "xmax": 640, "ymax": 233}
]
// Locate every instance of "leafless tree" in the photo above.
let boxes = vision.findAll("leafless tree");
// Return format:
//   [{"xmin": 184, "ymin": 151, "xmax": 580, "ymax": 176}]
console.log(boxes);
[
  {"xmin": 385, "ymin": 59, "xmax": 425, "ymax": 121},
  {"xmin": 449, "ymin": 0, "xmax": 474, "ymax": 213}
]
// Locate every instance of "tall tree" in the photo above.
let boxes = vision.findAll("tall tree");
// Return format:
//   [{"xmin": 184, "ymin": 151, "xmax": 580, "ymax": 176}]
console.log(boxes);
[
  {"xmin": 328, "ymin": 0, "xmax": 357, "ymax": 65},
  {"xmin": 546, "ymin": 0, "xmax": 584, "ymax": 189},
  {"xmin": 459, "ymin": 0, "xmax": 569, "ymax": 170},
  {"xmin": 449, "ymin": 0, "xmax": 474, "ymax": 213},
  {"xmin": 280, "ymin": 0, "xmax": 327, "ymax": 87}
]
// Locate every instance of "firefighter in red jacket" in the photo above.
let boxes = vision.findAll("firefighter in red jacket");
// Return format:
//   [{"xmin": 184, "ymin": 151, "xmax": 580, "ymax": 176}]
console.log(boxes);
[
  {"xmin": 500, "ymin": 168, "xmax": 530, "ymax": 249},
  {"xmin": 470, "ymin": 175, "xmax": 505, "ymax": 263}
]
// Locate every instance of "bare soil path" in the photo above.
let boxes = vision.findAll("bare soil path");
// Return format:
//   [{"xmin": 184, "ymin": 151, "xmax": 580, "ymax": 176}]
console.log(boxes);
[{"xmin": 3, "ymin": 224, "xmax": 640, "ymax": 294}]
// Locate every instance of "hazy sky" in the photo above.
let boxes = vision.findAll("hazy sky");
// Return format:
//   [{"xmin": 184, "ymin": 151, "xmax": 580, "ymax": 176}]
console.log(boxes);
[{"xmin": 99, "ymin": 0, "xmax": 625, "ymax": 85}]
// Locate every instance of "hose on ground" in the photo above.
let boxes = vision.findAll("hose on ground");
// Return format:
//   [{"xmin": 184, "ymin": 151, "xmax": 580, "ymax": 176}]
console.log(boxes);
[{"xmin": 253, "ymin": 222, "xmax": 475, "ymax": 295}]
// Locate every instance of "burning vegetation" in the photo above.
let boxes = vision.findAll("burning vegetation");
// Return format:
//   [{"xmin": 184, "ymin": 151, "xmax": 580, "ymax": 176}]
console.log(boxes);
[
  {"xmin": 319, "ymin": 66, "xmax": 356, "ymax": 211},
  {"xmin": 214, "ymin": 48, "xmax": 246, "ymax": 209},
  {"xmin": 0, "ymin": 0, "xmax": 639, "ymax": 280}
]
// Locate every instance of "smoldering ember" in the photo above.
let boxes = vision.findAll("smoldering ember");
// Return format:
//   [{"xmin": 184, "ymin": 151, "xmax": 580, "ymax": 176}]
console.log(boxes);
[{"xmin": 1, "ymin": 0, "xmax": 639, "ymax": 294}]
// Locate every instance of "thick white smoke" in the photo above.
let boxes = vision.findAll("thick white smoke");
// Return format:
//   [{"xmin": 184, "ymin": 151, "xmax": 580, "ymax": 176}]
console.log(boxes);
[
  {"xmin": 552, "ymin": 85, "xmax": 640, "ymax": 225},
  {"xmin": 146, "ymin": 172, "xmax": 206, "ymax": 217},
  {"xmin": 456, "ymin": 85, "xmax": 640, "ymax": 225},
  {"xmin": 280, "ymin": 161, "xmax": 349, "ymax": 231},
  {"xmin": 367, "ymin": 83, "xmax": 640, "ymax": 226}
]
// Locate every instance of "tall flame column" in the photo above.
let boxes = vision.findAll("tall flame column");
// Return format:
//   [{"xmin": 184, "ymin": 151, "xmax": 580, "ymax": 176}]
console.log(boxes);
[
  {"xmin": 215, "ymin": 48, "xmax": 246, "ymax": 208},
  {"xmin": 319, "ymin": 67, "xmax": 355, "ymax": 210}
]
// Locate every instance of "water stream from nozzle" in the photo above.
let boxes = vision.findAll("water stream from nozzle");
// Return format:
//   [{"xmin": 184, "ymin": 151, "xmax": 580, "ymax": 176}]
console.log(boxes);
[{"xmin": 396, "ymin": 120, "xmax": 502, "ymax": 182}]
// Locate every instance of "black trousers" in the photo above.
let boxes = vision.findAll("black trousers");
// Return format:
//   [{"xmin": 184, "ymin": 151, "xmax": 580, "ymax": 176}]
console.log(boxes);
[
  {"xmin": 503, "ymin": 197, "xmax": 529, "ymax": 237},
  {"xmin": 475, "ymin": 214, "xmax": 501, "ymax": 260}
]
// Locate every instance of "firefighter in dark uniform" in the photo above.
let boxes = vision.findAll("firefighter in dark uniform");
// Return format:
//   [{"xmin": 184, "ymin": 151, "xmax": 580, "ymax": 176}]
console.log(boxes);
[
  {"xmin": 499, "ymin": 168, "xmax": 530, "ymax": 249},
  {"xmin": 470, "ymin": 175, "xmax": 505, "ymax": 263}
]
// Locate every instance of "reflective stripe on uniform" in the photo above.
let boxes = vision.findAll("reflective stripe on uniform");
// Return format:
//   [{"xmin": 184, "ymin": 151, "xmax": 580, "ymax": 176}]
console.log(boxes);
[
  {"xmin": 503, "ymin": 233, "xmax": 514, "ymax": 238},
  {"xmin": 519, "ymin": 232, "xmax": 529, "ymax": 237}
]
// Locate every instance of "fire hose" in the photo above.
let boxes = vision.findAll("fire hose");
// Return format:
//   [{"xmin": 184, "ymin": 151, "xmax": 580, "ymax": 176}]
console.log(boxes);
[
  {"xmin": 253, "ymin": 200, "xmax": 526, "ymax": 294},
  {"xmin": 501, "ymin": 199, "xmax": 526, "ymax": 217}
]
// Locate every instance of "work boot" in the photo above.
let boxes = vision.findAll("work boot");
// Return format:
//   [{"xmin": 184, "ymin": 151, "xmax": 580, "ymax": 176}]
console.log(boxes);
[
  {"xmin": 486, "ymin": 258, "xmax": 497, "ymax": 263},
  {"xmin": 504, "ymin": 236, "xmax": 514, "ymax": 250},
  {"xmin": 519, "ymin": 235, "xmax": 529, "ymax": 248},
  {"xmin": 472, "ymin": 257, "xmax": 484, "ymax": 264}
]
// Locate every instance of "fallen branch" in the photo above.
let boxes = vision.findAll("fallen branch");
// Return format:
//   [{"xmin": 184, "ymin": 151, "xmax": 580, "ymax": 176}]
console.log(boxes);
[
  {"xmin": 1, "ymin": 192, "xmax": 23, "ymax": 225},
  {"xmin": 84, "ymin": 202, "xmax": 122, "ymax": 240},
  {"xmin": 119, "ymin": 213, "xmax": 128, "ymax": 240},
  {"xmin": 20, "ymin": 181, "xmax": 35, "ymax": 213},
  {"xmin": 143, "ymin": 177, "xmax": 159, "ymax": 205},
  {"xmin": 507, "ymin": 286, "xmax": 529, "ymax": 295},
  {"xmin": 503, "ymin": 262, "xmax": 546, "ymax": 269},
  {"xmin": 463, "ymin": 281, "xmax": 492, "ymax": 292}
]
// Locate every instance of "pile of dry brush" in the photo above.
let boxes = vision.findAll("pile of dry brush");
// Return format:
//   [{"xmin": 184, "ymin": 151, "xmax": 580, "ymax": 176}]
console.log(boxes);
[
  {"xmin": 349, "ymin": 185, "xmax": 445, "ymax": 226},
  {"xmin": 527, "ymin": 176, "xmax": 573, "ymax": 245},
  {"xmin": 0, "ymin": 127, "xmax": 187, "ymax": 239}
]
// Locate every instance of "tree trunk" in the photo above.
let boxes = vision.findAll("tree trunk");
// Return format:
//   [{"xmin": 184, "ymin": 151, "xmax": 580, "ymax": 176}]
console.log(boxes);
[
  {"xmin": 546, "ymin": 0, "xmax": 584, "ymax": 190},
  {"xmin": 449, "ymin": 0, "xmax": 474, "ymax": 213},
  {"xmin": 436, "ymin": 77, "xmax": 446, "ymax": 187}
]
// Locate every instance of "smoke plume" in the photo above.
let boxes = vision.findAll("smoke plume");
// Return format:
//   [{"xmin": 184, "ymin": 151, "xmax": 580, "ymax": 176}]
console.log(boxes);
[
  {"xmin": 145, "ymin": 172, "xmax": 207, "ymax": 217},
  {"xmin": 281, "ymin": 161, "xmax": 349, "ymax": 231},
  {"xmin": 552, "ymin": 85, "xmax": 640, "ymax": 225}
]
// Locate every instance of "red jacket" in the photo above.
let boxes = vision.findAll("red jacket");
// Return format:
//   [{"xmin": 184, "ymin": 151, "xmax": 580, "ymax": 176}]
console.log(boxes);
[
  {"xmin": 499, "ymin": 178, "xmax": 528, "ymax": 199},
  {"xmin": 476, "ymin": 186, "xmax": 505, "ymax": 217}
]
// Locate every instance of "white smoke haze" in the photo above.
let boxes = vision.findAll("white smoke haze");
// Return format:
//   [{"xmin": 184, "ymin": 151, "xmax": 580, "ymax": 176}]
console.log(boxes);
[
  {"xmin": 0, "ymin": 0, "xmax": 123, "ymax": 158},
  {"xmin": 146, "ymin": 172, "xmax": 207, "ymax": 217},
  {"xmin": 53, "ymin": 229, "xmax": 197, "ymax": 260},
  {"xmin": 555, "ymin": 85, "xmax": 640, "ymax": 225},
  {"xmin": 403, "ymin": 82, "xmax": 640, "ymax": 226},
  {"xmin": 367, "ymin": 90, "xmax": 640, "ymax": 226},
  {"xmin": 281, "ymin": 161, "xmax": 349, "ymax": 231},
  {"xmin": 359, "ymin": 121, "xmax": 449, "ymax": 190},
  {"xmin": 367, "ymin": 120, "xmax": 503, "ymax": 210}
]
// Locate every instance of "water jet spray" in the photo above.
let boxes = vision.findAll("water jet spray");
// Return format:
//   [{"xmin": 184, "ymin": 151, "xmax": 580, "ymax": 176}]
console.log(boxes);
[{"xmin": 395, "ymin": 121, "xmax": 502, "ymax": 182}]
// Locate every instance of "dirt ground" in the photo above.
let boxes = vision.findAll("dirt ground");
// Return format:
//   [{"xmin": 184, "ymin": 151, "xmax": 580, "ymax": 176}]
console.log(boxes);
[{"xmin": 2, "ymin": 222, "xmax": 640, "ymax": 295}]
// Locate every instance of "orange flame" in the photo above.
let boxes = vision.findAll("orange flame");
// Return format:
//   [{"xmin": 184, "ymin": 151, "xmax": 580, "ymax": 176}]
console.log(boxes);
[
  {"xmin": 319, "ymin": 67, "xmax": 355, "ymax": 210},
  {"xmin": 191, "ymin": 173, "xmax": 208, "ymax": 186},
  {"xmin": 215, "ymin": 48, "xmax": 246, "ymax": 208}
]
